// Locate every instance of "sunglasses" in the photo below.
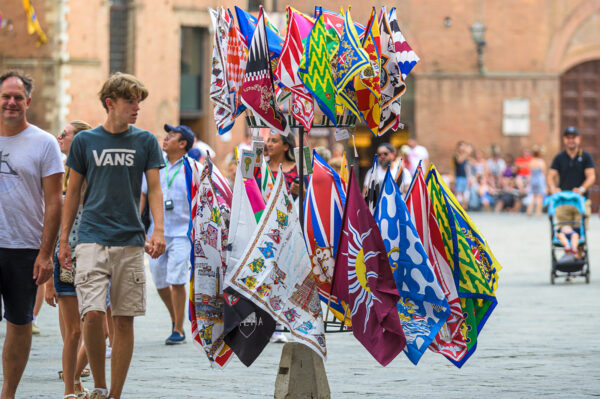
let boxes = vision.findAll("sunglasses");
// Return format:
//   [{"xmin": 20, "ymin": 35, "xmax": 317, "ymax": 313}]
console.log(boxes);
[
  {"xmin": 377, "ymin": 151, "xmax": 390, "ymax": 157},
  {"xmin": 57, "ymin": 131, "xmax": 67, "ymax": 139}
]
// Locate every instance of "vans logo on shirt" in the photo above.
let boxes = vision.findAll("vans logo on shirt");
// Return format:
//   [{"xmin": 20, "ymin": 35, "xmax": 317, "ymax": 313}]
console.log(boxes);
[{"xmin": 93, "ymin": 149, "xmax": 136, "ymax": 166}]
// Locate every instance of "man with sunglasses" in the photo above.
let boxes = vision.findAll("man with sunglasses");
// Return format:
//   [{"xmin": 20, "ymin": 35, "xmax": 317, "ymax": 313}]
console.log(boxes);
[
  {"xmin": 141, "ymin": 124, "xmax": 194, "ymax": 345},
  {"xmin": 547, "ymin": 126, "xmax": 595, "ymax": 217},
  {"xmin": 363, "ymin": 143, "xmax": 398, "ymax": 197}
]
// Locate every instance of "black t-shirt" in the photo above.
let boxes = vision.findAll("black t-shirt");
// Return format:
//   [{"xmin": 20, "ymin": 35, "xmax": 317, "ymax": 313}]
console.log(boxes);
[{"xmin": 550, "ymin": 149, "xmax": 594, "ymax": 195}]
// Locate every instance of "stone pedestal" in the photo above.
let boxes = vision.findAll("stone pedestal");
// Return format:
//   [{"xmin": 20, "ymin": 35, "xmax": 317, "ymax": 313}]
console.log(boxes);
[{"xmin": 274, "ymin": 342, "xmax": 330, "ymax": 399}]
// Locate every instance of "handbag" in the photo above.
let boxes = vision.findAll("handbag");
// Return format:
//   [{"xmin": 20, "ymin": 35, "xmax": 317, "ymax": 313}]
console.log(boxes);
[{"xmin": 59, "ymin": 258, "xmax": 76, "ymax": 284}]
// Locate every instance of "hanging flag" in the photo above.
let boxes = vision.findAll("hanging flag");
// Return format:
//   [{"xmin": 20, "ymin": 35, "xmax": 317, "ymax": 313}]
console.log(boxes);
[
  {"xmin": 223, "ymin": 163, "xmax": 276, "ymax": 367},
  {"xmin": 303, "ymin": 151, "xmax": 349, "ymax": 324},
  {"xmin": 260, "ymin": 156, "xmax": 275, "ymax": 203},
  {"xmin": 364, "ymin": 155, "xmax": 380, "ymax": 213},
  {"xmin": 240, "ymin": 8, "xmax": 288, "ymax": 135},
  {"xmin": 339, "ymin": 151, "xmax": 349, "ymax": 185},
  {"xmin": 288, "ymin": 7, "xmax": 314, "ymax": 39},
  {"xmin": 354, "ymin": 8, "xmax": 382, "ymax": 136},
  {"xmin": 389, "ymin": 8, "xmax": 420, "ymax": 81},
  {"xmin": 319, "ymin": 8, "xmax": 366, "ymax": 39},
  {"xmin": 235, "ymin": 6, "xmax": 283, "ymax": 57},
  {"xmin": 275, "ymin": 7, "xmax": 314, "ymax": 131},
  {"xmin": 22, "ymin": 0, "xmax": 47, "ymax": 46},
  {"xmin": 331, "ymin": 168, "xmax": 405, "ymax": 366},
  {"xmin": 374, "ymin": 169, "xmax": 450, "ymax": 365},
  {"xmin": 405, "ymin": 164, "xmax": 468, "ymax": 364},
  {"xmin": 189, "ymin": 159, "xmax": 234, "ymax": 369},
  {"xmin": 298, "ymin": 8, "xmax": 337, "ymax": 125},
  {"xmin": 334, "ymin": 8, "xmax": 370, "ymax": 119},
  {"xmin": 226, "ymin": 168, "xmax": 326, "ymax": 359},
  {"xmin": 209, "ymin": 8, "xmax": 235, "ymax": 134},
  {"xmin": 378, "ymin": 7, "xmax": 406, "ymax": 135},
  {"xmin": 222, "ymin": 7, "xmax": 248, "ymax": 131},
  {"xmin": 426, "ymin": 164, "xmax": 500, "ymax": 367}
]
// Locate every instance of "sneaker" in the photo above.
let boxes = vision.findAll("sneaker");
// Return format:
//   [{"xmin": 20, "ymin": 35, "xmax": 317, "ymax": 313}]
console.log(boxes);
[
  {"xmin": 89, "ymin": 388, "xmax": 108, "ymax": 399},
  {"xmin": 31, "ymin": 323, "xmax": 41, "ymax": 335},
  {"xmin": 165, "ymin": 331, "xmax": 186, "ymax": 345},
  {"xmin": 105, "ymin": 346, "xmax": 112, "ymax": 358},
  {"xmin": 271, "ymin": 331, "xmax": 288, "ymax": 343}
]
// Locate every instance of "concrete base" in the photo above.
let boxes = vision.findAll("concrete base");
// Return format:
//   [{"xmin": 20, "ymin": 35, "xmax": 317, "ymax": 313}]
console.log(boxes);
[{"xmin": 274, "ymin": 342, "xmax": 330, "ymax": 399}]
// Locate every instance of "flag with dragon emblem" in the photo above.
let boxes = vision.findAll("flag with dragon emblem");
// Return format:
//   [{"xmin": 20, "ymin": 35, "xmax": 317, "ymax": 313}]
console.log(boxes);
[
  {"xmin": 331, "ymin": 168, "xmax": 405, "ymax": 366},
  {"xmin": 226, "ymin": 167, "xmax": 326, "ymax": 359},
  {"xmin": 240, "ymin": 8, "xmax": 288, "ymax": 135},
  {"xmin": 426, "ymin": 164, "xmax": 500, "ymax": 367},
  {"xmin": 354, "ymin": 7, "xmax": 382, "ymax": 136}
]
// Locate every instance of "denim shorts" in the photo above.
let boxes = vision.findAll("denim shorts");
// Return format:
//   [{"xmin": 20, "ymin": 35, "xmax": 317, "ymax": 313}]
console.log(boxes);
[
  {"xmin": 0, "ymin": 248, "xmax": 39, "ymax": 324},
  {"xmin": 53, "ymin": 252, "xmax": 77, "ymax": 297}
]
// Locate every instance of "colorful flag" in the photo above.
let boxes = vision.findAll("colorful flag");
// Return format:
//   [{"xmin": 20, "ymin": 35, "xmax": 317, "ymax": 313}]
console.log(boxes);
[
  {"xmin": 22, "ymin": 0, "xmax": 47, "ymax": 46},
  {"xmin": 298, "ymin": 9, "xmax": 337, "ymax": 125},
  {"xmin": 209, "ymin": 8, "xmax": 235, "ymax": 134},
  {"xmin": 260, "ymin": 156, "xmax": 275, "ymax": 203},
  {"xmin": 240, "ymin": 8, "xmax": 288, "ymax": 135},
  {"xmin": 189, "ymin": 159, "xmax": 234, "ymax": 369},
  {"xmin": 226, "ymin": 168, "xmax": 326, "ymax": 359},
  {"xmin": 331, "ymin": 168, "xmax": 405, "ymax": 366},
  {"xmin": 405, "ymin": 165, "xmax": 468, "ymax": 364},
  {"xmin": 426, "ymin": 164, "xmax": 500, "ymax": 367},
  {"xmin": 374, "ymin": 169, "xmax": 450, "ymax": 365},
  {"xmin": 389, "ymin": 8, "xmax": 420, "ymax": 81},
  {"xmin": 303, "ymin": 151, "xmax": 349, "ymax": 324},
  {"xmin": 354, "ymin": 8, "xmax": 382, "ymax": 136},
  {"xmin": 223, "ymin": 162, "xmax": 275, "ymax": 367},
  {"xmin": 334, "ymin": 8, "xmax": 370, "ymax": 119},
  {"xmin": 275, "ymin": 7, "xmax": 314, "ymax": 131},
  {"xmin": 319, "ymin": 8, "xmax": 366, "ymax": 39},
  {"xmin": 378, "ymin": 7, "xmax": 406, "ymax": 135},
  {"xmin": 364, "ymin": 155, "xmax": 380, "ymax": 213},
  {"xmin": 235, "ymin": 6, "xmax": 283, "ymax": 57}
]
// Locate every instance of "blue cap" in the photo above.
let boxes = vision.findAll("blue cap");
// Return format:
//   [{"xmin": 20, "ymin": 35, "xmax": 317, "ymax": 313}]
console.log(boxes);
[
  {"xmin": 563, "ymin": 126, "xmax": 579, "ymax": 136},
  {"xmin": 187, "ymin": 148, "xmax": 204, "ymax": 161},
  {"xmin": 164, "ymin": 124, "xmax": 194, "ymax": 150}
]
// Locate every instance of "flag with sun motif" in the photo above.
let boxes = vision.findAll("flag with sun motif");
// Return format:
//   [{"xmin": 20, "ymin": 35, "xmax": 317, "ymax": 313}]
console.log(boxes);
[
  {"xmin": 226, "ymin": 168, "xmax": 326, "ymax": 359},
  {"xmin": 378, "ymin": 7, "xmax": 406, "ymax": 135},
  {"xmin": 426, "ymin": 164, "xmax": 500, "ymax": 367},
  {"xmin": 303, "ymin": 151, "xmax": 349, "ymax": 325},
  {"xmin": 188, "ymin": 158, "xmax": 234, "ymax": 369},
  {"xmin": 374, "ymin": 169, "xmax": 450, "ymax": 365},
  {"xmin": 240, "ymin": 8, "xmax": 288, "ymax": 135},
  {"xmin": 331, "ymin": 168, "xmax": 405, "ymax": 366},
  {"xmin": 405, "ymin": 164, "xmax": 468, "ymax": 364}
]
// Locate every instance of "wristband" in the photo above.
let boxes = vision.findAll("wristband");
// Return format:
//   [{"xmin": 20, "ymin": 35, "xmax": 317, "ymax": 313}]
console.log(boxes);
[{"xmin": 579, "ymin": 186, "xmax": 586, "ymax": 193}]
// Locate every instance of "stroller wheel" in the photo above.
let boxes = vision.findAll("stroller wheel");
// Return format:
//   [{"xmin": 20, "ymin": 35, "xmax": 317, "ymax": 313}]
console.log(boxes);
[
  {"xmin": 585, "ymin": 270, "xmax": 590, "ymax": 284},
  {"xmin": 550, "ymin": 271, "xmax": 555, "ymax": 285}
]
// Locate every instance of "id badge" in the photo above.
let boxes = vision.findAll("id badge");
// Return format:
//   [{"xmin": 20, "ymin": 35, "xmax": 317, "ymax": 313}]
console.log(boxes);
[{"xmin": 165, "ymin": 199, "xmax": 174, "ymax": 210}]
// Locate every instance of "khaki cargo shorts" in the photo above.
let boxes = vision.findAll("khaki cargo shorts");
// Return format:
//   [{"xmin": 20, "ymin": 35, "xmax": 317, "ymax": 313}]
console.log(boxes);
[{"xmin": 74, "ymin": 243, "xmax": 146, "ymax": 318}]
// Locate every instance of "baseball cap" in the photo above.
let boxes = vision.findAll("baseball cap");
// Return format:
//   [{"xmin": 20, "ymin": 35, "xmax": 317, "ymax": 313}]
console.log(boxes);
[
  {"xmin": 563, "ymin": 126, "xmax": 579, "ymax": 136},
  {"xmin": 164, "ymin": 124, "xmax": 194, "ymax": 150}
]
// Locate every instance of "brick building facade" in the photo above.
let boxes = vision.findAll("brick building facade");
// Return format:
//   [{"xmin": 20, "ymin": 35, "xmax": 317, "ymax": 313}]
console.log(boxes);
[{"xmin": 1, "ymin": 0, "xmax": 599, "ymax": 202}]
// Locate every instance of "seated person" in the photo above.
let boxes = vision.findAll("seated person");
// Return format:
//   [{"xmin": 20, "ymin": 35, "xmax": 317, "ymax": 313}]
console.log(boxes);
[{"xmin": 555, "ymin": 204, "xmax": 581, "ymax": 258}]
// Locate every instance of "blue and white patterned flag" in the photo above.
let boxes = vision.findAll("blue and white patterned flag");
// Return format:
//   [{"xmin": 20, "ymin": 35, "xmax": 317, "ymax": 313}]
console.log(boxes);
[{"xmin": 374, "ymin": 169, "xmax": 450, "ymax": 365}]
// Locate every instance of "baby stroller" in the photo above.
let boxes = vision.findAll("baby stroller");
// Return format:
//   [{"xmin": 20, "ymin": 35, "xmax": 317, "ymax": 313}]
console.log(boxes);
[{"xmin": 547, "ymin": 191, "xmax": 590, "ymax": 284}]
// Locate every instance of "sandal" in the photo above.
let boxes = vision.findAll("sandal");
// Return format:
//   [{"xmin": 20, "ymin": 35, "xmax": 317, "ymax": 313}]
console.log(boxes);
[
  {"xmin": 80, "ymin": 368, "xmax": 90, "ymax": 378},
  {"xmin": 58, "ymin": 370, "xmax": 64, "ymax": 380},
  {"xmin": 74, "ymin": 379, "xmax": 89, "ymax": 399},
  {"xmin": 64, "ymin": 395, "xmax": 77, "ymax": 399}
]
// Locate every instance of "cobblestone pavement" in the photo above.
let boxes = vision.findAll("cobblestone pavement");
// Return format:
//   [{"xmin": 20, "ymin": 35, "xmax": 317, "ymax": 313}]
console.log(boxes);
[{"xmin": 3, "ymin": 213, "xmax": 600, "ymax": 398}]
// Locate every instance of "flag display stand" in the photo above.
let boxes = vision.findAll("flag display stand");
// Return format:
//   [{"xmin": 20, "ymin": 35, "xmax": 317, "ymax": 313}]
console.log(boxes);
[{"xmin": 246, "ymin": 112, "xmax": 356, "ymax": 333}]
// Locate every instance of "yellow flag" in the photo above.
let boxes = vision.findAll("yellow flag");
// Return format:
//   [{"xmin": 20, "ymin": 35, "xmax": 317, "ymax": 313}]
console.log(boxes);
[
  {"xmin": 22, "ymin": 0, "xmax": 47, "ymax": 46},
  {"xmin": 339, "ymin": 151, "xmax": 349, "ymax": 184}
]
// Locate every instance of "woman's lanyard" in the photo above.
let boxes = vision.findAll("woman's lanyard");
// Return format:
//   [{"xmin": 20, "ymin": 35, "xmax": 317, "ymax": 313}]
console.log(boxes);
[{"xmin": 166, "ymin": 159, "xmax": 183, "ymax": 191}]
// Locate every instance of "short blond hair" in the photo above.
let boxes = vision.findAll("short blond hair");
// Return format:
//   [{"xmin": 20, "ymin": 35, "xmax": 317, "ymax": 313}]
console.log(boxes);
[
  {"xmin": 98, "ymin": 72, "xmax": 148, "ymax": 111},
  {"xmin": 69, "ymin": 120, "xmax": 92, "ymax": 135}
]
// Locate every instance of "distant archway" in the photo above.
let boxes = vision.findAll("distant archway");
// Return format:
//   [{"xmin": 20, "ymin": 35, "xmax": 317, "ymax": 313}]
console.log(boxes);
[{"xmin": 560, "ymin": 60, "xmax": 600, "ymax": 210}]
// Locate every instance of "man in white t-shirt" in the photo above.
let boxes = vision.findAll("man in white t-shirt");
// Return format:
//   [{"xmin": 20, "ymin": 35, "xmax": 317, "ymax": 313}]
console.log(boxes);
[
  {"xmin": 0, "ymin": 70, "xmax": 64, "ymax": 397},
  {"xmin": 363, "ymin": 143, "xmax": 399, "ymax": 197},
  {"xmin": 406, "ymin": 138, "xmax": 429, "ymax": 176}
]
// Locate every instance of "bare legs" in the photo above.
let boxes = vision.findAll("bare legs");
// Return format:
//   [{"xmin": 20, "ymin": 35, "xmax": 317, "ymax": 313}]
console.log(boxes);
[
  {"xmin": 58, "ymin": 296, "xmax": 82, "ymax": 396},
  {"xmin": 109, "ymin": 316, "xmax": 134, "ymax": 399},
  {"xmin": 1, "ymin": 322, "xmax": 32, "ymax": 399},
  {"xmin": 157, "ymin": 284, "xmax": 186, "ymax": 335}
]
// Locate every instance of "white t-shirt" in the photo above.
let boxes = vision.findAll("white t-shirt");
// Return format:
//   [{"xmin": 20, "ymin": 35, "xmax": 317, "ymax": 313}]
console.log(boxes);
[
  {"xmin": 407, "ymin": 145, "xmax": 429, "ymax": 175},
  {"xmin": 0, "ymin": 125, "xmax": 64, "ymax": 248},
  {"xmin": 363, "ymin": 164, "xmax": 399, "ymax": 190}
]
